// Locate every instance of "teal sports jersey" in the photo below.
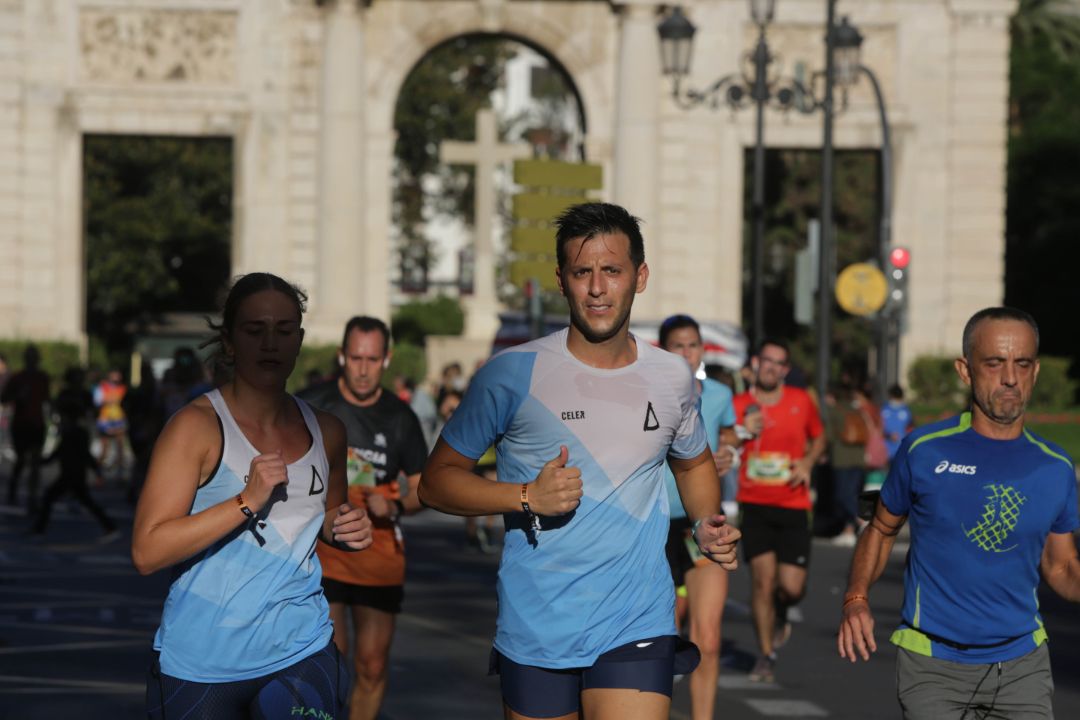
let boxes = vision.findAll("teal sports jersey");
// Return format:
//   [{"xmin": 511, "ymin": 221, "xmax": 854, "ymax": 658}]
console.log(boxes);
[
  {"xmin": 664, "ymin": 378, "xmax": 735, "ymax": 519},
  {"xmin": 152, "ymin": 391, "xmax": 333, "ymax": 681},
  {"xmin": 881, "ymin": 412, "xmax": 1079, "ymax": 663},
  {"xmin": 440, "ymin": 329, "xmax": 707, "ymax": 669}
]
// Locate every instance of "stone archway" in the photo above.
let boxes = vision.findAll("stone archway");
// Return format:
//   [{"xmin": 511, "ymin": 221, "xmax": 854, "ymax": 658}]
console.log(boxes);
[{"xmin": 0, "ymin": 0, "xmax": 1019, "ymax": 383}]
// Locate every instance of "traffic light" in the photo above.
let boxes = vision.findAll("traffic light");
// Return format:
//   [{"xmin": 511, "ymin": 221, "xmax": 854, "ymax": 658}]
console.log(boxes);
[{"xmin": 886, "ymin": 246, "xmax": 910, "ymax": 317}]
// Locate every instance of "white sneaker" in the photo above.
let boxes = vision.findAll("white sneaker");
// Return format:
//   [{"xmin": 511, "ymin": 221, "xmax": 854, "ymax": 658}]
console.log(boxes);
[{"xmin": 831, "ymin": 532, "xmax": 857, "ymax": 547}]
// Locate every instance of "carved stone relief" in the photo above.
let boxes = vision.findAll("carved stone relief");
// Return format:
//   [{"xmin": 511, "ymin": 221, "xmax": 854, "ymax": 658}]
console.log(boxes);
[{"xmin": 80, "ymin": 8, "xmax": 237, "ymax": 84}]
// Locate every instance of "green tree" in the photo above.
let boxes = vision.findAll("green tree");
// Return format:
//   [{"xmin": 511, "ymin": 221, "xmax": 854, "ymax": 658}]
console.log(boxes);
[
  {"xmin": 391, "ymin": 296, "xmax": 465, "ymax": 346},
  {"xmin": 1005, "ymin": 2, "xmax": 1080, "ymax": 394},
  {"xmin": 1012, "ymin": 0, "xmax": 1080, "ymax": 60},
  {"xmin": 393, "ymin": 36, "xmax": 517, "ymax": 281},
  {"xmin": 84, "ymin": 136, "xmax": 232, "ymax": 364},
  {"xmin": 747, "ymin": 149, "xmax": 880, "ymax": 377}
]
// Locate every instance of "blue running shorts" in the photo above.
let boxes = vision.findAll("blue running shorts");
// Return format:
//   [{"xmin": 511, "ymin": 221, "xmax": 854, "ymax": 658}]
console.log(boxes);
[
  {"xmin": 491, "ymin": 635, "xmax": 700, "ymax": 718},
  {"xmin": 146, "ymin": 640, "xmax": 347, "ymax": 719}
]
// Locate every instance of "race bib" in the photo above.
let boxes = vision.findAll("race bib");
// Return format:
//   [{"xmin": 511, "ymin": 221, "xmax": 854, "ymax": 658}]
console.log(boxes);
[
  {"xmin": 746, "ymin": 451, "xmax": 792, "ymax": 485},
  {"xmin": 346, "ymin": 447, "xmax": 377, "ymax": 488}
]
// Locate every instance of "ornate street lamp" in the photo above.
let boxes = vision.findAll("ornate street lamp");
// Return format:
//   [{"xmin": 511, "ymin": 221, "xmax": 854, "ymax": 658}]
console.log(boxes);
[
  {"xmin": 658, "ymin": 3, "xmax": 886, "ymax": 404},
  {"xmin": 831, "ymin": 17, "xmax": 864, "ymax": 90},
  {"xmin": 658, "ymin": 7, "xmax": 695, "ymax": 78},
  {"xmin": 749, "ymin": 0, "xmax": 777, "ymax": 27},
  {"xmin": 657, "ymin": 2, "xmax": 815, "ymax": 349}
]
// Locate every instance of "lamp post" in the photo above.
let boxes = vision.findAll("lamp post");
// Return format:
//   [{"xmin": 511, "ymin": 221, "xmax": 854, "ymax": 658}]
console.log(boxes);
[
  {"xmin": 659, "ymin": 2, "xmax": 797, "ymax": 350},
  {"xmin": 659, "ymin": 2, "xmax": 876, "ymax": 405},
  {"xmin": 856, "ymin": 62, "xmax": 896, "ymax": 401}
]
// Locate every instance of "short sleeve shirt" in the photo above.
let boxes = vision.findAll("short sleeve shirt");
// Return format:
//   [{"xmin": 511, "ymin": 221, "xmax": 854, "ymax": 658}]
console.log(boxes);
[
  {"xmin": 882, "ymin": 413, "xmax": 1080, "ymax": 663},
  {"xmin": 298, "ymin": 381, "xmax": 427, "ymax": 587},
  {"xmin": 733, "ymin": 387, "xmax": 823, "ymax": 510},
  {"xmin": 439, "ymin": 329, "xmax": 707, "ymax": 668},
  {"xmin": 664, "ymin": 377, "xmax": 736, "ymax": 519}
]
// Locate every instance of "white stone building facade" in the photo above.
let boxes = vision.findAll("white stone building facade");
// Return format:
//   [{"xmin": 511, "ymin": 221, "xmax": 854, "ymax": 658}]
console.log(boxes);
[{"xmin": 0, "ymin": 0, "xmax": 1015, "ymax": 371}]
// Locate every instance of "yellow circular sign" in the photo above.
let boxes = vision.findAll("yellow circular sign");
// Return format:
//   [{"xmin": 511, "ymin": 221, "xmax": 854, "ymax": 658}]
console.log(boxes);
[{"xmin": 835, "ymin": 263, "xmax": 888, "ymax": 316}]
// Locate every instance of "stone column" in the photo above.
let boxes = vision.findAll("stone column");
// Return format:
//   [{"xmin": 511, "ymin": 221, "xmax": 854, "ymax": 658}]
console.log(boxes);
[
  {"xmin": 315, "ymin": 0, "xmax": 366, "ymax": 335},
  {"xmin": 929, "ymin": 0, "xmax": 1015, "ymax": 365},
  {"xmin": 612, "ymin": 0, "xmax": 661, "ymax": 318}
]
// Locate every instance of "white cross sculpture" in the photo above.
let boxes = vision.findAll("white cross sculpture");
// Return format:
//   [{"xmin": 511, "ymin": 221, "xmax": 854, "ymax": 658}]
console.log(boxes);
[{"xmin": 440, "ymin": 109, "xmax": 531, "ymax": 341}]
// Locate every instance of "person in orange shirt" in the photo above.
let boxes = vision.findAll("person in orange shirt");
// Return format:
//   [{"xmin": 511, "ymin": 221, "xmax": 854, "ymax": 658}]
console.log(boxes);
[
  {"xmin": 732, "ymin": 338, "xmax": 826, "ymax": 683},
  {"xmin": 297, "ymin": 316, "xmax": 428, "ymax": 720}
]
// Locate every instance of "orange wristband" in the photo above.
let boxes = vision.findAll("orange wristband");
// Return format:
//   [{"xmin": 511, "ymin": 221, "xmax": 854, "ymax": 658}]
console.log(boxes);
[
  {"xmin": 235, "ymin": 493, "xmax": 254, "ymax": 519},
  {"xmin": 843, "ymin": 594, "xmax": 868, "ymax": 608},
  {"xmin": 521, "ymin": 483, "xmax": 541, "ymax": 533}
]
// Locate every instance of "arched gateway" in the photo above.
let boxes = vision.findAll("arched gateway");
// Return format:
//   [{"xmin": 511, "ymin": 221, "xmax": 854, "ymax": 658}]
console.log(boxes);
[{"xmin": 0, "ymin": 0, "xmax": 1015, "ymax": 373}]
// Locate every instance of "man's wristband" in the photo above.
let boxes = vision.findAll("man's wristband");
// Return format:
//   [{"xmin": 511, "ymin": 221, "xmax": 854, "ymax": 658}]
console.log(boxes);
[
  {"xmin": 235, "ymin": 493, "xmax": 254, "ymax": 519},
  {"xmin": 842, "ymin": 594, "xmax": 868, "ymax": 608},
  {"xmin": 521, "ymin": 483, "xmax": 541, "ymax": 533}
]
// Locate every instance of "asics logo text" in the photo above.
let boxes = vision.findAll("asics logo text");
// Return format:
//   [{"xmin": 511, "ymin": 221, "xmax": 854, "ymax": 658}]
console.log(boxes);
[{"xmin": 935, "ymin": 460, "xmax": 976, "ymax": 475}]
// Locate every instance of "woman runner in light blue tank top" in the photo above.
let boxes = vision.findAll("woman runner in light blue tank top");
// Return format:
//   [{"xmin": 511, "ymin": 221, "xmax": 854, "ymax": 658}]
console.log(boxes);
[{"xmin": 132, "ymin": 273, "xmax": 373, "ymax": 719}]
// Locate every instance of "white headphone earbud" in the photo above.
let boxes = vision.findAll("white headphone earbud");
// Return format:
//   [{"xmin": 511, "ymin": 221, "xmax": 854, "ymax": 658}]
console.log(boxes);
[
  {"xmin": 382, "ymin": 358, "xmax": 390, "ymax": 369},
  {"xmin": 338, "ymin": 356, "xmax": 345, "ymax": 368}
]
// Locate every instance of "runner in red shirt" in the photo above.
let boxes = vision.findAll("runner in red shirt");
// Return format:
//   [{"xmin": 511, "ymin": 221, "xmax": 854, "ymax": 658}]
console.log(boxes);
[{"xmin": 732, "ymin": 338, "xmax": 825, "ymax": 683}]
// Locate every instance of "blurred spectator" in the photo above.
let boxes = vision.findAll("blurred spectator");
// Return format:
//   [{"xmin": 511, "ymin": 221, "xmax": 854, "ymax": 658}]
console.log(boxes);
[
  {"xmin": 432, "ymin": 389, "xmax": 461, "ymax": 449},
  {"xmin": 160, "ymin": 347, "xmax": 210, "ymax": 418},
  {"xmin": 32, "ymin": 397, "xmax": 118, "ymax": 541},
  {"xmin": 123, "ymin": 360, "xmax": 164, "ymax": 504},
  {"xmin": 824, "ymin": 383, "xmax": 871, "ymax": 546},
  {"xmin": 410, "ymin": 378, "xmax": 438, "ymax": 449},
  {"xmin": 393, "ymin": 374, "xmax": 412, "ymax": 403},
  {"xmin": 0, "ymin": 352, "xmax": 11, "ymax": 461},
  {"xmin": 1, "ymin": 345, "xmax": 50, "ymax": 511},
  {"xmin": 303, "ymin": 368, "xmax": 324, "ymax": 392},
  {"xmin": 55, "ymin": 367, "xmax": 95, "ymax": 430},
  {"xmin": 881, "ymin": 383, "xmax": 915, "ymax": 461},
  {"xmin": 93, "ymin": 368, "xmax": 128, "ymax": 479},
  {"xmin": 435, "ymin": 362, "xmax": 464, "ymax": 409}
]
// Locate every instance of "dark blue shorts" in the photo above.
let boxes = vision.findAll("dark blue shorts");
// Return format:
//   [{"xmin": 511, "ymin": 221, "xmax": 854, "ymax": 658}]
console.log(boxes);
[
  {"xmin": 491, "ymin": 635, "xmax": 699, "ymax": 718},
  {"xmin": 146, "ymin": 640, "xmax": 347, "ymax": 719}
]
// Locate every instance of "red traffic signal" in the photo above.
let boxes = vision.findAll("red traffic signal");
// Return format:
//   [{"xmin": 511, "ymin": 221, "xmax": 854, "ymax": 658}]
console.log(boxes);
[{"xmin": 888, "ymin": 246, "xmax": 911, "ymax": 270}]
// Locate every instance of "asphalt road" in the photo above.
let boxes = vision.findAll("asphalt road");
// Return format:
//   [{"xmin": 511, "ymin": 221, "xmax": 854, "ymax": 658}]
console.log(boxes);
[{"xmin": 1, "ymin": 478, "xmax": 1079, "ymax": 719}]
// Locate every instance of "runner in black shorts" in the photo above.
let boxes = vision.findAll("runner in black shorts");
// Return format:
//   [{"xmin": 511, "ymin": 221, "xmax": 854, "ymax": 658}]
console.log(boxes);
[
  {"xmin": 732, "ymin": 338, "xmax": 826, "ymax": 683},
  {"xmin": 298, "ymin": 316, "xmax": 428, "ymax": 720},
  {"xmin": 738, "ymin": 503, "xmax": 812, "ymax": 569}
]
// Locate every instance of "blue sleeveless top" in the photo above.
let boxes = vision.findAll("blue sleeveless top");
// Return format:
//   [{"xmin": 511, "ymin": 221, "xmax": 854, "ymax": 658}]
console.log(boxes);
[{"xmin": 152, "ymin": 390, "xmax": 333, "ymax": 681}]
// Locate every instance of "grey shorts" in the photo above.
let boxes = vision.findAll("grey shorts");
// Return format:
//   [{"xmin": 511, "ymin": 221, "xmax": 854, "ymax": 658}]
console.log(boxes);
[{"xmin": 896, "ymin": 643, "xmax": 1054, "ymax": 720}]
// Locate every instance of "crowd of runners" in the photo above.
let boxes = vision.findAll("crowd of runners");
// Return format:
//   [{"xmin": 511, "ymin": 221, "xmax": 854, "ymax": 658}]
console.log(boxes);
[{"xmin": 2, "ymin": 201, "xmax": 1078, "ymax": 720}]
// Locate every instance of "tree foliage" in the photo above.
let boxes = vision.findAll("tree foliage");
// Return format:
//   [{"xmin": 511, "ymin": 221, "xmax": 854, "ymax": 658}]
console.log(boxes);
[
  {"xmin": 1012, "ymin": 0, "xmax": 1080, "ymax": 61},
  {"xmin": 84, "ymin": 136, "xmax": 232, "ymax": 363},
  {"xmin": 1005, "ymin": 9, "xmax": 1080, "ymax": 388},
  {"xmin": 392, "ymin": 35, "xmax": 517, "ymax": 277},
  {"xmin": 747, "ymin": 148, "xmax": 880, "ymax": 379},
  {"xmin": 391, "ymin": 296, "xmax": 465, "ymax": 346}
]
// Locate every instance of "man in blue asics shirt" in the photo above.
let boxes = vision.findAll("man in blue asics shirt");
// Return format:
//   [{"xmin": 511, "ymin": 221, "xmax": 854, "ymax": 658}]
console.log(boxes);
[
  {"xmin": 838, "ymin": 307, "xmax": 1080, "ymax": 719},
  {"xmin": 420, "ymin": 202, "xmax": 741, "ymax": 720}
]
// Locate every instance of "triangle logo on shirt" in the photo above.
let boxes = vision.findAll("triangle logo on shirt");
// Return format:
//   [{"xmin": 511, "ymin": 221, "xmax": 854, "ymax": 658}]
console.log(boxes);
[
  {"xmin": 643, "ymin": 401, "xmax": 660, "ymax": 432},
  {"xmin": 309, "ymin": 466, "xmax": 325, "ymax": 496}
]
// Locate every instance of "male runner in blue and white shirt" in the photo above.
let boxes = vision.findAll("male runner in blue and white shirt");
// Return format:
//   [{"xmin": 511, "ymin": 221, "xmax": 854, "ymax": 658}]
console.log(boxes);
[
  {"xmin": 838, "ymin": 307, "xmax": 1080, "ymax": 719},
  {"xmin": 420, "ymin": 202, "xmax": 740, "ymax": 720}
]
